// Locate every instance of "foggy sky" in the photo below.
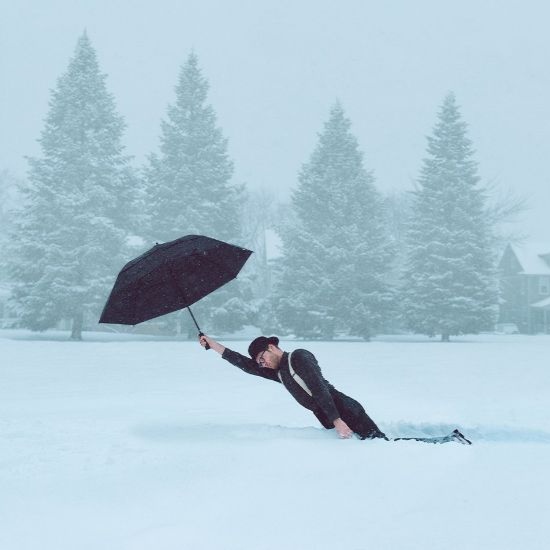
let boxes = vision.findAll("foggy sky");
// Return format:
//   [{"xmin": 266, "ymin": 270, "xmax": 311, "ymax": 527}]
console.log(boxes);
[{"xmin": 2, "ymin": 0, "xmax": 549, "ymax": 240}]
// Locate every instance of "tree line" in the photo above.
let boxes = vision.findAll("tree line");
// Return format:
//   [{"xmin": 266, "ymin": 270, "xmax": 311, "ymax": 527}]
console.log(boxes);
[{"xmin": 4, "ymin": 33, "xmax": 513, "ymax": 340}]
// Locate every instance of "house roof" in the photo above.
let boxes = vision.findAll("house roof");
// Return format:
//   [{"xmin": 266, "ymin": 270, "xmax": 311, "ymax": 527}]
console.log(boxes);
[
  {"xmin": 510, "ymin": 243, "xmax": 550, "ymax": 275},
  {"xmin": 531, "ymin": 296, "xmax": 550, "ymax": 309}
]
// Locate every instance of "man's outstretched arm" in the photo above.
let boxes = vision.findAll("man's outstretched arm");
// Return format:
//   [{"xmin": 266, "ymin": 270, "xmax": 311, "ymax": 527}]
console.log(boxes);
[{"xmin": 198, "ymin": 334, "xmax": 280, "ymax": 382}]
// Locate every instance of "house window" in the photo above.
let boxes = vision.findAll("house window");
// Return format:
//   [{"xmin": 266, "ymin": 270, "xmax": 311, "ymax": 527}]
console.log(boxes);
[{"xmin": 539, "ymin": 277, "xmax": 550, "ymax": 295}]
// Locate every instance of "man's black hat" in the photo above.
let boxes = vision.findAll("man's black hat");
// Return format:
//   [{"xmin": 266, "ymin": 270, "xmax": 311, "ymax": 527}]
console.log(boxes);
[{"xmin": 248, "ymin": 335, "xmax": 280, "ymax": 360}]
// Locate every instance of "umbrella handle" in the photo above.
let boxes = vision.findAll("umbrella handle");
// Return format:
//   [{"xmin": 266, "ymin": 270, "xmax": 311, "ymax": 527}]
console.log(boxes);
[
  {"xmin": 199, "ymin": 332, "xmax": 210, "ymax": 351},
  {"xmin": 187, "ymin": 306, "xmax": 209, "ymax": 351}
]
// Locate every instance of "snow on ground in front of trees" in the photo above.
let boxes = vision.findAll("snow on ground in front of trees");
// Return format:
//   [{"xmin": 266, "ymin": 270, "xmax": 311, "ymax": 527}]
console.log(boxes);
[{"xmin": 1, "ymin": 331, "xmax": 549, "ymax": 550}]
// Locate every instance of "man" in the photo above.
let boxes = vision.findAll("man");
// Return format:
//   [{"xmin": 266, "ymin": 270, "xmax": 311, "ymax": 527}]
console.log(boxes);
[{"xmin": 199, "ymin": 333, "xmax": 387, "ymax": 439}]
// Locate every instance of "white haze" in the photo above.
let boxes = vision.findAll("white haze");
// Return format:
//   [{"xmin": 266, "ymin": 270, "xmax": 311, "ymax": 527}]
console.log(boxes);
[{"xmin": 1, "ymin": 0, "xmax": 549, "ymax": 239}]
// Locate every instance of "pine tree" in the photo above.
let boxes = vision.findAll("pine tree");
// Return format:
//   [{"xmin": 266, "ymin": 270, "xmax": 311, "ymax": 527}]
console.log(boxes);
[
  {"xmin": 144, "ymin": 53, "xmax": 248, "ymax": 334},
  {"xmin": 402, "ymin": 92, "xmax": 498, "ymax": 341},
  {"xmin": 275, "ymin": 103, "xmax": 394, "ymax": 339},
  {"xmin": 8, "ymin": 33, "xmax": 135, "ymax": 339},
  {"xmin": 0, "ymin": 170, "xmax": 21, "ymax": 281}
]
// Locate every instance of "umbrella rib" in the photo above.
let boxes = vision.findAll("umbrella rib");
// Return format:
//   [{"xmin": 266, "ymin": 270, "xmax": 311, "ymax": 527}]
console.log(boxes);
[
  {"xmin": 201, "ymin": 248, "xmax": 250, "ymax": 280},
  {"xmin": 168, "ymin": 263, "xmax": 188, "ymax": 303}
]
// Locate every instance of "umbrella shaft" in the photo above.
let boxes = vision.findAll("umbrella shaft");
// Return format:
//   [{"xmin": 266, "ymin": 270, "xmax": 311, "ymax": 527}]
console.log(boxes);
[
  {"xmin": 187, "ymin": 307, "xmax": 209, "ymax": 350},
  {"xmin": 187, "ymin": 306, "xmax": 201, "ymax": 332}
]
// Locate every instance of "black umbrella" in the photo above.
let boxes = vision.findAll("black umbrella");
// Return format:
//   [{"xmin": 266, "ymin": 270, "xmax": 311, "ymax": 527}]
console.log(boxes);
[{"xmin": 99, "ymin": 235, "xmax": 253, "ymax": 345}]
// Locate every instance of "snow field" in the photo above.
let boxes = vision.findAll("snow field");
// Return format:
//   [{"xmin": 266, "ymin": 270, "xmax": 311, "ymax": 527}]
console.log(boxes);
[{"xmin": 1, "ymin": 333, "xmax": 549, "ymax": 549}]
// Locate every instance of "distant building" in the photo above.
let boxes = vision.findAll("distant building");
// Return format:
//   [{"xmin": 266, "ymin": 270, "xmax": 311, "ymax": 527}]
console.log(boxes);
[{"xmin": 498, "ymin": 243, "xmax": 550, "ymax": 334}]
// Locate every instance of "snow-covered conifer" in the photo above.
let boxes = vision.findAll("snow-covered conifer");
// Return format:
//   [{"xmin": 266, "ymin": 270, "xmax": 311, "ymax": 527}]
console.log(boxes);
[
  {"xmin": 143, "ymin": 53, "xmax": 248, "ymax": 334},
  {"xmin": 8, "ymin": 33, "xmax": 135, "ymax": 339},
  {"xmin": 402, "ymin": 93, "xmax": 498, "ymax": 340},
  {"xmin": 276, "ymin": 103, "xmax": 394, "ymax": 339}
]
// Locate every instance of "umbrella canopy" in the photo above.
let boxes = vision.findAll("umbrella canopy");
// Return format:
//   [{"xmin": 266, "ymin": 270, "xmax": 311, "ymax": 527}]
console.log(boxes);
[{"xmin": 99, "ymin": 235, "xmax": 253, "ymax": 326}]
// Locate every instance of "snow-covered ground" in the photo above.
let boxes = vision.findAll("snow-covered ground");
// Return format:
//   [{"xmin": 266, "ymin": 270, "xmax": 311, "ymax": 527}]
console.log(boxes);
[{"xmin": 1, "ymin": 331, "xmax": 549, "ymax": 550}]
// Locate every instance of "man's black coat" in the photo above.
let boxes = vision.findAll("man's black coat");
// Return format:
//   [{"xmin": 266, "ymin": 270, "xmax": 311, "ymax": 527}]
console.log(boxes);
[{"xmin": 222, "ymin": 347, "xmax": 385, "ymax": 439}]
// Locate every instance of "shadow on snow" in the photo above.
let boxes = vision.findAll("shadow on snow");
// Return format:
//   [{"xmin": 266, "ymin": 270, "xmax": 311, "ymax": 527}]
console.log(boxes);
[{"xmin": 132, "ymin": 421, "xmax": 550, "ymax": 444}]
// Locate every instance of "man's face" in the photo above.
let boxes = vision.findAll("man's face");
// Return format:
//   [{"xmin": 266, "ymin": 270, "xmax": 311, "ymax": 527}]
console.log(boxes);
[{"xmin": 256, "ymin": 346, "xmax": 278, "ymax": 369}]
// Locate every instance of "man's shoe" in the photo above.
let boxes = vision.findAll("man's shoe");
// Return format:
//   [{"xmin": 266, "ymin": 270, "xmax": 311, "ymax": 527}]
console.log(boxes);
[{"xmin": 452, "ymin": 429, "xmax": 472, "ymax": 445}]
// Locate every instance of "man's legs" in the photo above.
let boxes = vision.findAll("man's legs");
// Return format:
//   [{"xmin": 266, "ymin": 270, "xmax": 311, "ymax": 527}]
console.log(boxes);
[
  {"xmin": 394, "ymin": 430, "xmax": 472, "ymax": 445},
  {"xmin": 332, "ymin": 391, "xmax": 387, "ymax": 440}
]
